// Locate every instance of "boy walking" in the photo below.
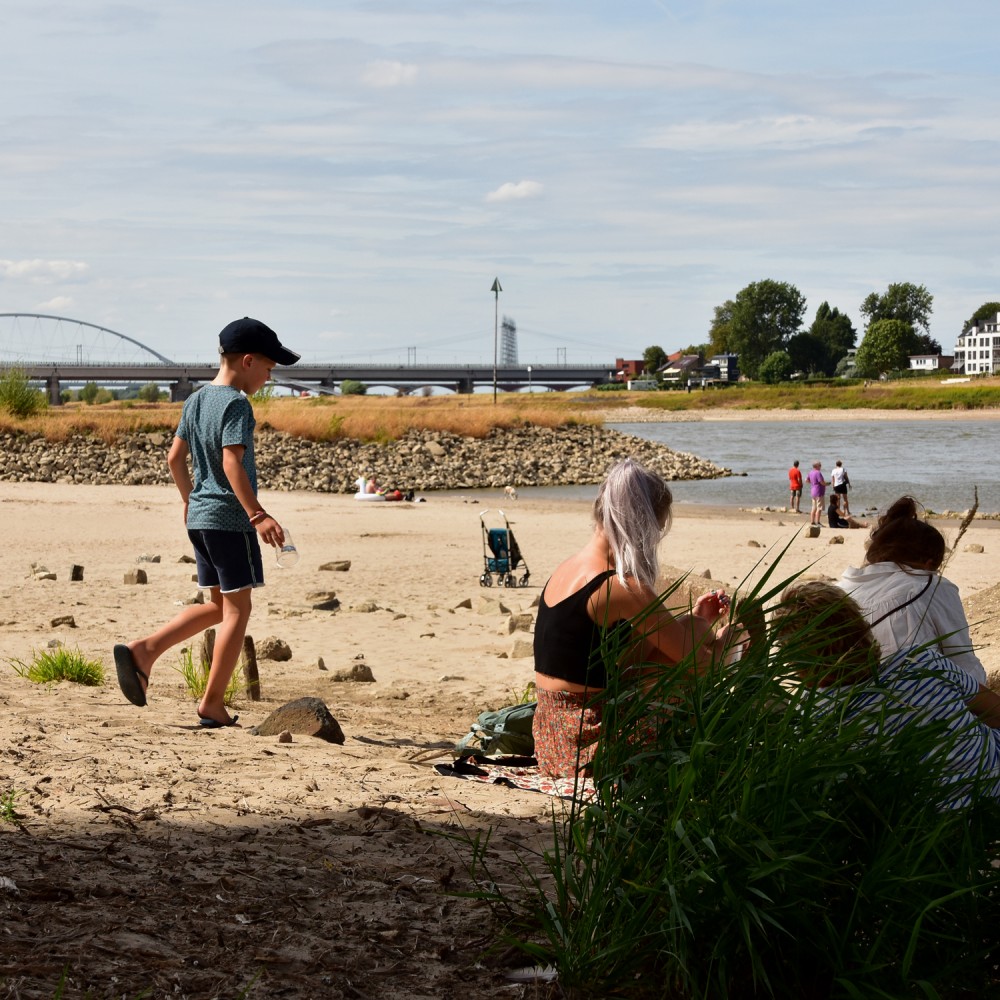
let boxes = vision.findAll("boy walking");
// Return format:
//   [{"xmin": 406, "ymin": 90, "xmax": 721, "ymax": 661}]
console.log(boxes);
[{"xmin": 113, "ymin": 318, "xmax": 300, "ymax": 727}]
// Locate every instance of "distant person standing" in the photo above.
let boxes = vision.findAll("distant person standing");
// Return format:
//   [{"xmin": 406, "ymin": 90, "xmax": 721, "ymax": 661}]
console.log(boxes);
[
  {"xmin": 830, "ymin": 459, "xmax": 852, "ymax": 515},
  {"xmin": 806, "ymin": 461, "xmax": 828, "ymax": 526},
  {"xmin": 788, "ymin": 460, "xmax": 803, "ymax": 513}
]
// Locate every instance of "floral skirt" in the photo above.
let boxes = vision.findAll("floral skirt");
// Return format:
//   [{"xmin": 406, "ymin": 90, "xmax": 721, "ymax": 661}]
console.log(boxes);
[{"xmin": 533, "ymin": 688, "xmax": 603, "ymax": 778}]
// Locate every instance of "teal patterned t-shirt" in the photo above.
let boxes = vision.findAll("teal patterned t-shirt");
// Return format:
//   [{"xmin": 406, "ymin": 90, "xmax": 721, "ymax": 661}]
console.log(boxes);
[{"xmin": 176, "ymin": 385, "xmax": 257, "ymax": 531}]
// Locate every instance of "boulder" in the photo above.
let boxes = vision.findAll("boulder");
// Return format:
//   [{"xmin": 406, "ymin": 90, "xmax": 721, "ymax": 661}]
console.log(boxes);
[
  {"xmin": 319, "ymin": 560, "xmax": 351, "ymax": 572},
  {"xmin": 306, "ymin": 591, "xmax": 340, "ymax": 611},
  {"xmin": 250, "ymin": 697, "xmax": 345, "ymax": 744},
  {"xmin": 124, "ymin": 568, "xmax": 148, "ymax": 585},
  {"xmin": 330, "ymin": 662, "xmax": 376, "ymax": 683}
]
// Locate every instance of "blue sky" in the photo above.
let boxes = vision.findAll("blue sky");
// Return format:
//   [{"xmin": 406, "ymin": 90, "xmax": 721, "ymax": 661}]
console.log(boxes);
[{"xmin": 2, "ymin": 1, "xmax": 999, "ymax": 365}]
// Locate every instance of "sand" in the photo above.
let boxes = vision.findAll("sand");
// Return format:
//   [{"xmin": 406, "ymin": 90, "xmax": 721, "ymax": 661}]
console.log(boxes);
[{"xmin": 1, "ymin": 481, "xmax": 997, "ymax": 998}]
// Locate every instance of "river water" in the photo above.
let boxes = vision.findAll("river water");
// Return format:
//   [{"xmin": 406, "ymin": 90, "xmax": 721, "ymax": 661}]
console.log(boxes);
[{"xmin": 481, "ymin": 419, "xmax": 999, "ymax": 515}]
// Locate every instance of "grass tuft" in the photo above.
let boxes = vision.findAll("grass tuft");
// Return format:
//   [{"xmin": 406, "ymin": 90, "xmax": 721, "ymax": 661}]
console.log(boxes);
[
  {"xmin": 10, "ymin": 647, "xmax": 104, "ymax": 685},
  {"xmin": 174, "ymin": 645, "xmax": 243, "ymax": 706}
]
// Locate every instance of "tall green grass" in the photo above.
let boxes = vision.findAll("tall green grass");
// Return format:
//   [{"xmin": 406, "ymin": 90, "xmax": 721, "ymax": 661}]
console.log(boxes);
[{"xmin": 476, "ymin": 566, "xmax": 1000, "ymax": 998}]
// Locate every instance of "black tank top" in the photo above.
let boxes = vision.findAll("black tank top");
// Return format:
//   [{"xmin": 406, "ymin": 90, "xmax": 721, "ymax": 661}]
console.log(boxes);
[{"xmin": 533, "ymin": 570, "xmax": 632, "ymax": 689}]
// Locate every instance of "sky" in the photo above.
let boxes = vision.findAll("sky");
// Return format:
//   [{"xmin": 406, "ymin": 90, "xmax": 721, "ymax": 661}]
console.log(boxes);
[{"xmin": 1, "ymin": 0, "xmax": 999, "ymax": 366}]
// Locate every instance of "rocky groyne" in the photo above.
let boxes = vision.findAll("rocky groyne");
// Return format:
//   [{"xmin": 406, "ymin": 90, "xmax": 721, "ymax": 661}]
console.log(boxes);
[{"xmin": 0, "ymin": 424, "xmax": 730, "ymax": 492}]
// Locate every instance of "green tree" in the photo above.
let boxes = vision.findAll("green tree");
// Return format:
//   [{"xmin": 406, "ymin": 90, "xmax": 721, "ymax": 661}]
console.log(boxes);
[
  {"xmin": 859, "ymin": 283, "xmax": 933, "ymax": 336},
  {"xmin": 136, "ymin": 382, "xmax": 162, "ymax": 403},
  {"xmin": 642, "ymin": 345, "xmax": 667, "ymax": 374},
  {"xmin": 785, "ymin": 332, "xmax": 828, "ymax": 376},
  {"xmin": 78, "ymin": 381, "xmax": 100, "ymax": 404},
  {"xmin": 758, "ymin": 350, "xmax": 793, "ymax": 384},
  {"xmin": 854, "ymin": 319, "xmax": 921, "ymax": 378},
  {"xmin": 340, "ymin": 379, "xmax": 368, "ymax": 396},
  {"xmin": 708, "ymin": 300, "xmax": 734, "ymax": 356},
  {"xmin": 809, "ymin": 302, "xmax": 856, "ymax": 373},
  {"xmin": 726, "ymin": 280, "xmax": 806, "ymax": 380},
  {"xmin": 962, "ymin": 301, "xmax": 1000, "ymax": 333}
]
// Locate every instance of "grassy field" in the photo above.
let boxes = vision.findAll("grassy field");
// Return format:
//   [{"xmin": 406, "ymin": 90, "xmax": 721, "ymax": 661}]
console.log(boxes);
[{"xmin": 1, "ymin": 377, "xmax": 999, "ymax": 443}]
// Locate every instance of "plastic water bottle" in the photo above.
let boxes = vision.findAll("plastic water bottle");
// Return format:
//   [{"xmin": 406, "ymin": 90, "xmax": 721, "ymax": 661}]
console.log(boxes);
[{"xmin": 275, "ymin": 529, "xmax": 299, "ymax": 568}]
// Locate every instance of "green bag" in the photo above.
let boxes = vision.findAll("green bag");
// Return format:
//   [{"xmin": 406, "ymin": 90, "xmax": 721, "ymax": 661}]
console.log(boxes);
[{"xmin": 455, "ymin": 701, "xmax": 536, "ymax": 758}]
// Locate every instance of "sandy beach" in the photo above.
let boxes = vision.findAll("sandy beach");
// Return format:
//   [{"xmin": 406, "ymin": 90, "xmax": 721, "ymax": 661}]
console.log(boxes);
[{"xmin": 1, "ymin": 481, "xmax": 997, "ymax": 998}]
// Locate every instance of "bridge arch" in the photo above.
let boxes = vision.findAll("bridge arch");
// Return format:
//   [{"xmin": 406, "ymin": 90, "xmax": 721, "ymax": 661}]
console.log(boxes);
[{"xmin": 0, "ymin": 313, "xmax": 176, "ymax": 365}]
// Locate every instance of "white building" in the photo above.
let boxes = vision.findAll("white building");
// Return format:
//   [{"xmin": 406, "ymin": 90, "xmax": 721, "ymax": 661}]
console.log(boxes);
[
  {"xmin": 909, "ymin": 354, "xmax": 954, "ymax": 372},
  {"xmin": 954, "ymin": 313, "xmax": 1000, "ymax": 375}
]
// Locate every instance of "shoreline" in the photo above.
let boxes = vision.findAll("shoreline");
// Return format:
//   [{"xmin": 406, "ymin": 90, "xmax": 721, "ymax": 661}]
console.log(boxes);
[{"xmin": 596, "ymin": 406, "xmax": 1000, "ymax": 423}]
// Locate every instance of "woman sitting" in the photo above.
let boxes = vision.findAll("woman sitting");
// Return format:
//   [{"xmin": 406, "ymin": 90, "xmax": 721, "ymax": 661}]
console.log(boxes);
[
  {"xmin": 838, "ymin": 496, "xmax": 984, "ymax": 684},
  {"xmin": 532, "ymin": 458, "xmax": 740, "ymax": 778},
  {"xmin": 773, "ymin": 581, "xmax": 1000, "ymax": 809}
]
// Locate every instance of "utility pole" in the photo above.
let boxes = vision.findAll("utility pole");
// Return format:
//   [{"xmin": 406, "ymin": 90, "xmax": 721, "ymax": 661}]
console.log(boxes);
[{"xmin": 490, "ymin": 278, "xmax": 502, "ymax": 403}]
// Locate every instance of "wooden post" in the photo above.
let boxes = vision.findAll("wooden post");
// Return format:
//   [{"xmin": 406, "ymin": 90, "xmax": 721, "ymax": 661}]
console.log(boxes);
[
  {"xmin": 199, "ymin": 628, "xmax": 216, "ymax": 672},
  {"xmin": 242, "ymin": 635, "xmax": 261, "ymax": 701}
]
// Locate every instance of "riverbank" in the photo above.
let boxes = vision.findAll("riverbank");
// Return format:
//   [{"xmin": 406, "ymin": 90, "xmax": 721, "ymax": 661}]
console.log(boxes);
[
  {"xmin": 593, "ymin": 405, "xmax": 1000, "ymax": 422},
  {"xmin": 0, "ymin": 482, "xmax": 997, "ymax": 997}
]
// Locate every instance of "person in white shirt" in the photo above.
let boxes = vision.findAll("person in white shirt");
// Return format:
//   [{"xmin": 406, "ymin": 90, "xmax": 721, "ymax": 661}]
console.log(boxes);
[
  {"xmin": 830, "ymin": 459, "xmax": 851, "ymax": 515},
  {"xmin": 837, "ymin": 496, "xmax": 985, "ymax": 685}
]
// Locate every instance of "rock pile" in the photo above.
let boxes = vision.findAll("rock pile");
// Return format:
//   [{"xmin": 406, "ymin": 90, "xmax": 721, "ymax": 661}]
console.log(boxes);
[{"xmin": 0, "ymin": 424, "xmax": 729, "ymax": 491}]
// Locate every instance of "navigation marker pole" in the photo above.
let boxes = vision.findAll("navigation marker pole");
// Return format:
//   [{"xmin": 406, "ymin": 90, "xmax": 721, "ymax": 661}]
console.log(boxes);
[{"xmin": 491, "ymin": 277, "xmax": 502, "ymax": 404}]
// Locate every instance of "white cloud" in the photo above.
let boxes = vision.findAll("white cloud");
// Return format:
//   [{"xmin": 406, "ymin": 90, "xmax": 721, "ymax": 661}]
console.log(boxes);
[
  {"xmin": 0, "ymin": 259, "xmax": 89, "ymax": 282},
  {"xmin": 34, "ymin": 295, "xmax": 74, "ymax": 312},
  {"xmin": 486, "ymin": 181, "xmax": 543, "ymax": 203},
  {"xmin": 361, "ymin": 59, "xmax": 419, "ymax": 88}
]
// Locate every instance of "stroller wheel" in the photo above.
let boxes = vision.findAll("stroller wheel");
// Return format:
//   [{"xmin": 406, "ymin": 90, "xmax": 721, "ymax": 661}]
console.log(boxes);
[
  {"xmin": 480, "ymin": 573, "xmax": 493, "ymax": 587},
  {"xmin": 519, "ymin": 572, "xmax": 530, "ymax": 587},
  {"xmin": 504, "ymin": 573, "xmax": 516, "ymax": 588}
]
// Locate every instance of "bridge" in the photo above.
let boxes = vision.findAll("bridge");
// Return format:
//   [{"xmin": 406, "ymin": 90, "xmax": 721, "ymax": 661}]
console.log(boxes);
[{"xmin": 0, "ymin": 314, "xmax": 615, "ymax": 402}]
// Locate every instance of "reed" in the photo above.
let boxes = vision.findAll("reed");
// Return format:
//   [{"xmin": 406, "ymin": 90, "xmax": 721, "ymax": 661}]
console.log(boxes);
[{"xmin": 473, "ymin": 560, "xmax": 1000, "ymax": 998}]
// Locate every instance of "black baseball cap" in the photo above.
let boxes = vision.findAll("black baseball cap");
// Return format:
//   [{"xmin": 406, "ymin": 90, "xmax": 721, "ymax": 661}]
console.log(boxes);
[{"xmin": 218, "ymin": 317, "xmax": 300, "ymax": 366}]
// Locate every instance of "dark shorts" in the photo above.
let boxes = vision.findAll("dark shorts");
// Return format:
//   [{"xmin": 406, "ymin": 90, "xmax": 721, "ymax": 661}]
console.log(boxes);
[
  {"xmin": 790, "ymin": 488, "xmax": 801, "ymax": 497},
  {"xmin": 834, "ymin": 484, "xmax": 848, "ymax": 495},
  {"xmin": 188, "ymin": 529, "xmax": 264, "ymax": 593}
]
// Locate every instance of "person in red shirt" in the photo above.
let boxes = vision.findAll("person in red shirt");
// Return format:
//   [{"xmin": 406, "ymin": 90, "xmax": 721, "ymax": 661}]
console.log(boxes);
[{"xmin": 788, "ymin": 460, "xmax": 803, "ymax": 513}]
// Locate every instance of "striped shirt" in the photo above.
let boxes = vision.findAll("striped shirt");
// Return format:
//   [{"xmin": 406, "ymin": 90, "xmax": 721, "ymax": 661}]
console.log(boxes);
[{"xmin": 815, "ymin": 647, "xmax": 1000, "ymax": 809}]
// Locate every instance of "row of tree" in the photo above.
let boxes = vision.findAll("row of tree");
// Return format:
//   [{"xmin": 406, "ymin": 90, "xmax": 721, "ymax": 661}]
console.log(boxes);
[{"xmin": 645, "ymin": 281, "xmax": 1000, "ymax": 381}]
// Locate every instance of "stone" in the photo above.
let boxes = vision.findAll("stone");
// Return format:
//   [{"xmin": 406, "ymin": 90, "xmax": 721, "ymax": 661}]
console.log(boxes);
[
  {"xmin": 124, "ymin": 568, "xmax": 148, "ymax": 585},
  {"xmin": 178, "ymin": 554, "xmax": 196, "ymax": 564},
  {"xmin": 807, "ymin": 525, "xmax": 821, "ymax": 538},
  {"xmin": 256, "ymin": 636, "xmax": 292, "ymax": 661},
  {"xmin": 317, "ymin": 656, "xmax": 327, "ymax": 671},
  {"xmin": 747, "ymin": 540, "xmax": 762, "ymax": 548},
  {"xmin": 250, "ymin": 697, "xmax": 345, "ymax": 744},
  {"xmin": 453, "ymin": 597, "xmax": 473, "ymax": 610},
  {"xmin": 828, "ymin": 535, "xmax": 845, "ymax": 545},
  {"xmin": 319, "ymin": 560, "xmax": 352, "ymax": 572},
  {"xmin": 46, "ymin": 639, "xmax": 63, "ymax": 648},
  {"xmin": 70, "ymin": 565, "xmax": 84, "ymax": 582},
  {"xmin": 181, "ymin": 591, "xmax": 205, "ymax": 605},
  {"xmin": 507, "ymin": 613, "xmax": 534, "ymax": 634},
  {"xmin": 330, "ymin": 662, "xmax": 376, "ymax": 682},
  {"xmin": 510, "ymin": 638, "xmax": 534, "ymax": 659},
  {"xmin": 278, "ymin": 730, "xmax": 293, "ymax": 744},
  {"xmin": 34, "ymin": 571, "xmax": 57, "ymax": 581},
  {"xmin": 700, "ymin": 569, "xmax": 713, "ymax": 579},
  {"xmin": 306, "ymin": 591, "xmax": 340, "ymax": 611},
  {"xmin": 352, "ymin": 600, "xmax": 380, "ymax": 613},
  {"xmin": 425, "ymin": 440, "xmax": 446, "ymax": 458},
  {"xmin": 137, "ymin": 553, "xmax": 161, "ymax": 563},
  {"xmin": 964, "ymin": 543, "xmax": 985, "ymax": 553},
  {"xmin": 50, "ymin": 615, "xmax": 76, "ymax": 628}
]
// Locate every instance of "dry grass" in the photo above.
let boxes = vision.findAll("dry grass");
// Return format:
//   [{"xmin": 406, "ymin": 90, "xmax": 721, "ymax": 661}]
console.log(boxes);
[{"xmin": 0, "ymin": 394, "xmax": 595, "ymax": 444}]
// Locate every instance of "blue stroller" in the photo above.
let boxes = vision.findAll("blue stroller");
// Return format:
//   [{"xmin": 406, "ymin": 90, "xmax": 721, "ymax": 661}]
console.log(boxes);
[{"xmin": 479, "ymin": 510, "xmax": 530, "ymax": 588}]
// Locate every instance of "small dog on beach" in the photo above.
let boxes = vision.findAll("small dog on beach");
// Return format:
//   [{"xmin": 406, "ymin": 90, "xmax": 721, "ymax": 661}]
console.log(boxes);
[{"xmin": 504, "ymin": 485, "xmax": 518, "ymax": 501}]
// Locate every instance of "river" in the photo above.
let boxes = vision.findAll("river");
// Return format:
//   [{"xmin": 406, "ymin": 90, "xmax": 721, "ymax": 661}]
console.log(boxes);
[{"xmin": 481, "ymin": 419, "xmax": 999, "ymax": 515}]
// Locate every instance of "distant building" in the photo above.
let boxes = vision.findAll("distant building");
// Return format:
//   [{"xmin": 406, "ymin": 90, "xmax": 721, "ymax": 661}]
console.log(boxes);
[
  {"xmin": 615, "ymin": 357, "xmax": 646, "ymax": 382},
  {"xmin": 908, "ymin": 354, "xmax": 954, "ymax": 372},
  {"xmin": 659, "ymin": 354, "xmax": 702, "ymax": 383},
  {"xmin": 953, "ymin": 313, "xmax": 1000, "ymax": 375},
  {"xmin": 710, "ymin": 353, "xmax": 740, "ymax": 382}
]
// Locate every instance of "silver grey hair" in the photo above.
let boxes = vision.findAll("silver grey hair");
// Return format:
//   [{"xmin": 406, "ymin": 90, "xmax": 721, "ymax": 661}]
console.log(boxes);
[{"xmin": 593, "ymin": 458, "xmax": 673, "ymax": 592}]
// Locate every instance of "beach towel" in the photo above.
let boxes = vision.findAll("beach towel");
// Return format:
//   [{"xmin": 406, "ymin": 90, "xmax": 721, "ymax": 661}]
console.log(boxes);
[{"xmin": 434, "ymin": 753, "xmax": 596, "ymax": 800}]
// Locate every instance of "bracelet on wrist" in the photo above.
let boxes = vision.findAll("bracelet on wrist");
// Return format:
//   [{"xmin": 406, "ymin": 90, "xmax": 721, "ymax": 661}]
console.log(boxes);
[{"xmin": 249, "ymin": 510, "xmax": 268, "ymax": 525}]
